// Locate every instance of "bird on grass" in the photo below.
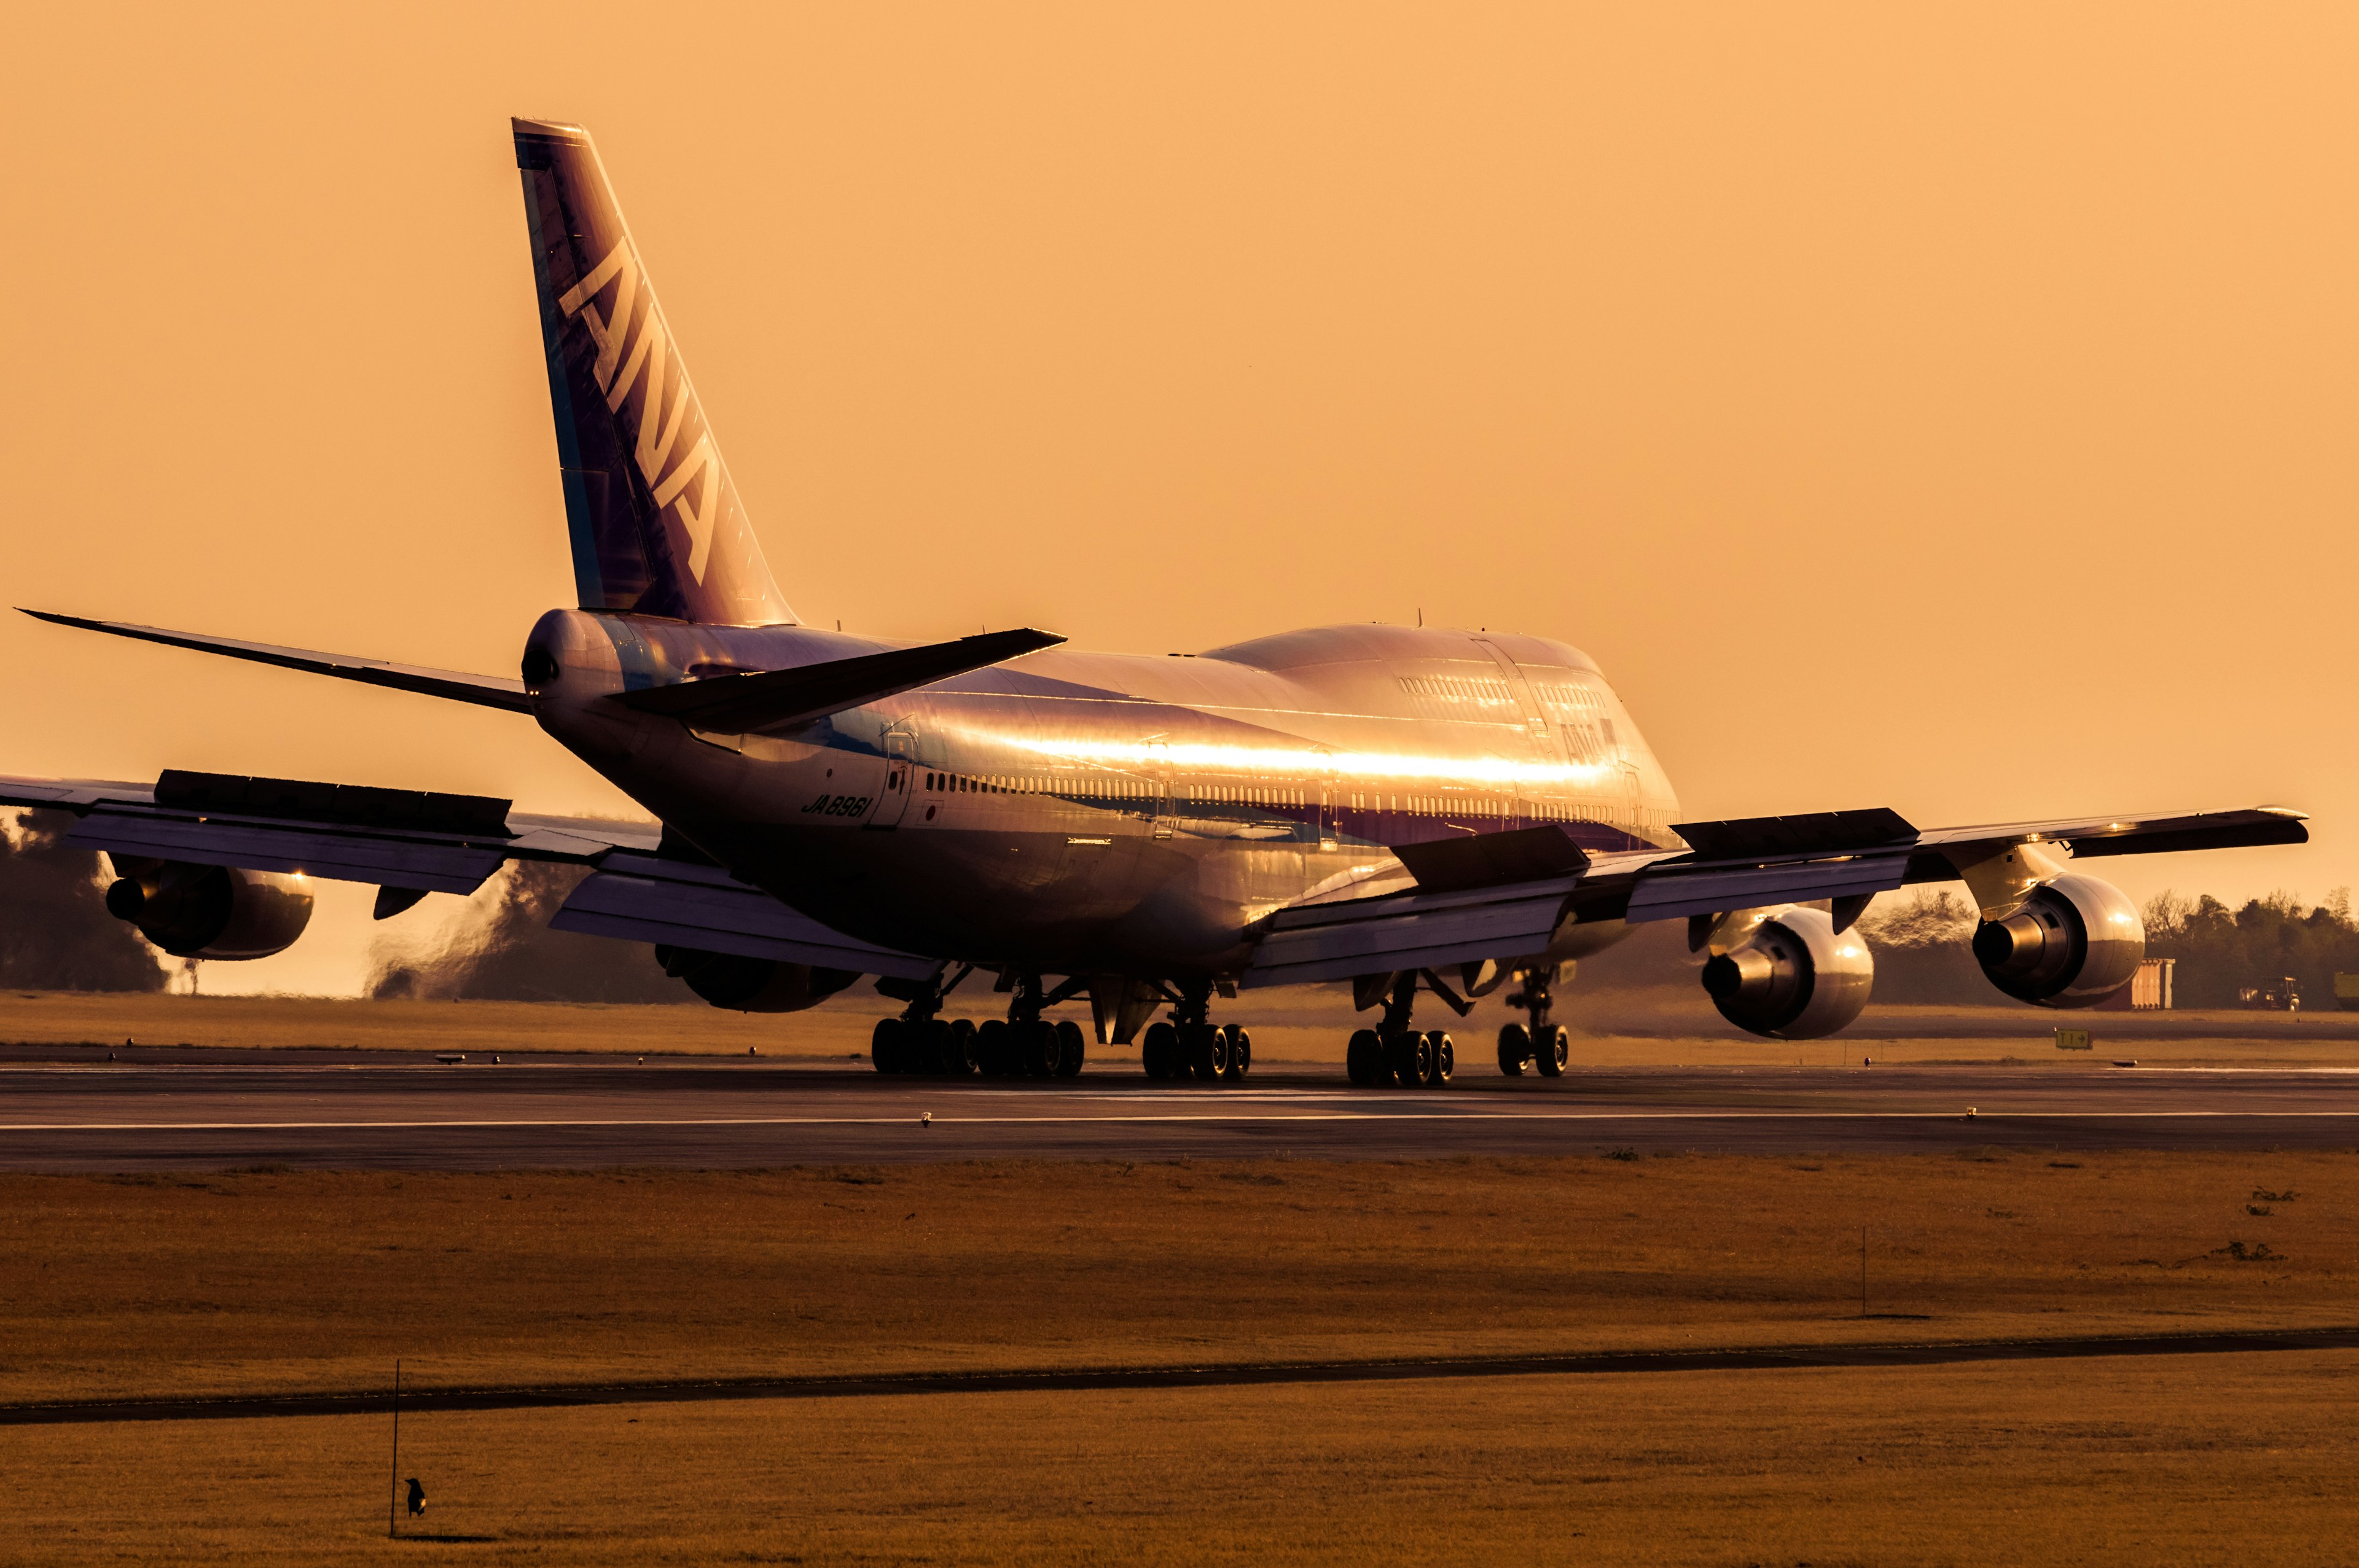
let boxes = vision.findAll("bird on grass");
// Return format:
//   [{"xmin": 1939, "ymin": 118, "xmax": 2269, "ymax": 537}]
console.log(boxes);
[{"xmin": 405, "ymin": 1478, "xmax": 426, "ymax": 1518}]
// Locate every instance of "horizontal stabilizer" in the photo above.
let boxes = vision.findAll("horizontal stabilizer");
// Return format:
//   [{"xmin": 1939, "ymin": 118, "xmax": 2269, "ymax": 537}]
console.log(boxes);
[
  {"xmin": 21, "ymin": 610, "xmax": 531, "ymax": 713},
  {"xmin": 612, "ymin": 628, "xmax": 1065, "ymax": 733}
]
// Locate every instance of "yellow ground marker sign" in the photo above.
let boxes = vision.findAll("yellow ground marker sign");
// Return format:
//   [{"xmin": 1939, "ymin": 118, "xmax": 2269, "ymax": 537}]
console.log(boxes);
[{"xmin": 2056, "ymin": 1028, "xmax": 2092, "ymax": 1051}]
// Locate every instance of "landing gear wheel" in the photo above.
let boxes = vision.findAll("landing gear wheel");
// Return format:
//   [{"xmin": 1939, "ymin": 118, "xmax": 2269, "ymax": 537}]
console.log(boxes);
[
  {"xmin": 1184, "ymin": 1023, "xmax": 1229, "ymax": 1082},
  {"xmin": 1019, "ymin": 1019, "xmax": 1060, "ymax": 1078},
  {"xmin": 871, "ymin": 1017, "xmax": 905, "ymax": 1075},
  {"xmin": 975, "ymin": 1018, "xmax": 1011, "ymax": 1077},
  {"xmin": 1497, "ymin": 1023, "xmax": 1530, "ymax": 1077},
  {"xmin": 942, "ymin": 1018, "xmax": 977, "ymax": 1076},
  {"xmin": 1383, "ymin": 1031, "xmax": 1429, "ymax": 1088},
  {"xmin": 1345, "ymin": 1028, "xmax": 1383, "ymax": 1086},
  {"xmin": 1221, "ymin": 1026, "xmax": 1251, "ymax": 1082},
  {"xmin": 1536, "ymin": 1023, "xmax": 1570, "ymax": 1078},
  {"xmin": 1054, "ymin": 1020, "xmax": 1086, "ymax": 1078},
  {"xmin": 1423, "ymin": 1031, "xmax": 1453, "ymax": 1086},
  {"xmin": 909, "ymin": 1018, "xmax": 949, "ymax": 1075},
  {"xmin": 1143, "ymin": 1020, "xmax": 1178, "ymax": 1080}
]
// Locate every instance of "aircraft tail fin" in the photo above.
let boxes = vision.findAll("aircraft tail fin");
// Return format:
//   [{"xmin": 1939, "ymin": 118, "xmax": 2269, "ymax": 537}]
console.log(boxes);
[{"xmin": 513, "ymin": 119, "xmax": 796, "ymax": 626}]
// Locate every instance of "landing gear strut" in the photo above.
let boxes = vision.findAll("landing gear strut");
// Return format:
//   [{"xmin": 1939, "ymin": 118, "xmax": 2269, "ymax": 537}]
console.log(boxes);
[{"xmin": 1496, "ymin": 964, "xmax": 1569, "ymax": 1078}]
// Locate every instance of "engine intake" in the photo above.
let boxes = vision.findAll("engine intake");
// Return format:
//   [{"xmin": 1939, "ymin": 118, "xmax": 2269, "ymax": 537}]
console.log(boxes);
[
  {"xmin": 1971, "ymin": 872, "xmax": 2143, "ymax": 1008},
  {"xmin": 655, "ymin": 945, "xmax": 859, "ymax": 1013},
  {"xmin": 1699, "ymin": 905, "xmax": 1874, "ymax": 1039},
  {"xmin": 103, "ymin": 859, "xmax": 315, "ymax": 959}
]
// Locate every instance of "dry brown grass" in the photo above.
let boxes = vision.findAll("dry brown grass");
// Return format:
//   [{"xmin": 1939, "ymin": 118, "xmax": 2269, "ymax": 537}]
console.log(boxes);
[
  {"xmin": 4, "ymin": 1352, "xmax": 2356, "ymax": 1565},
  {"xmin": 1, "ymin": 1152, "xmax": 2351, "ymax": 1408}
]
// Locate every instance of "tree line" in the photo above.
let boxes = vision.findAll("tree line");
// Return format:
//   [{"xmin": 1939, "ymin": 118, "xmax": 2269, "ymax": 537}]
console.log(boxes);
[{"xmin": 1860, "ymin": 887, "xmax": 2357, "ymax": 1008}]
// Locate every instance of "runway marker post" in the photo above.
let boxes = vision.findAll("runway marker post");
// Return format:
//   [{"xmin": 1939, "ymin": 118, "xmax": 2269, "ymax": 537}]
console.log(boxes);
[{"xmin": 388, "ymin": 1359, "xmax": 400, "ymax": 1539}]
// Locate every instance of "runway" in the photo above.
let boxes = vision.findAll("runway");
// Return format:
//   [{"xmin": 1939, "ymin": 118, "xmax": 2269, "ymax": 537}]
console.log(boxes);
[{"xmin": 3, "ymin": 1044, "xmax": 2358, "ymax": 1168}]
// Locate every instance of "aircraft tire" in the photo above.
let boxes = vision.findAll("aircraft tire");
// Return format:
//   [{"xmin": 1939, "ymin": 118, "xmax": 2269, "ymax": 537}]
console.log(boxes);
[
  {"xmin": 1222, "ymin": 1026, "xmax": 1251, "ymax": 1082},
  {"xmin": 1142, "ymin": 1020, "xmax": 1178, "ymax": 1079},
  {"xmin": 943, "ymin": 1018, "xmax": 977, "ymax": 1076},
  {"xmin": 1497, "ymin": 1023, "xmax": 1530, "ymax": 1077},
  {"xmin": 1183, "ymin": 1023, "xmax": 1228, "ymax": 1082},
  {"xmin": 1054, "ymin": 1020, "xmax": 1086, "ymax": 1078},
  {"xmin": 1536, "ymin": 1024, "xmax": 1570, "ymax": 1078},
  {"xmin": 975, "ymin": 1018, "xmax": 1011, "ymax": 1077},
  {"xmin": 1382, "ymin": 1030, "xmax": 1426, "ymax": 1088},
  {"xmin": 1345, "ymin": 1028, "xmax": 1383, "ymax": 1086},
  {"xmin": 1425, "ymin": 1031, "xmax": 1453, "ymax": 1086},
  {"xmin": 871, "ymin": 1018, "xmax": 904, "ymax": 1074},
  {"xmin": 1019, "ymin": 1019, "xmax": 1060, "ymax": 1078}
]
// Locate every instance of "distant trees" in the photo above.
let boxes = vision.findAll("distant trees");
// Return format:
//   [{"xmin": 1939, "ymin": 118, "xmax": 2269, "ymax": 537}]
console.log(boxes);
[
  {"xmin": 0, "ymin": 811, "xmax": 171, "ymax": 992},
  {"xmin": 1856, "ymin": 884, "xmax": 2359, "ymax": 1010},
  {"xmin": 2140, "ymin": 887, "xmax": 2358, "ymax": 1009}
]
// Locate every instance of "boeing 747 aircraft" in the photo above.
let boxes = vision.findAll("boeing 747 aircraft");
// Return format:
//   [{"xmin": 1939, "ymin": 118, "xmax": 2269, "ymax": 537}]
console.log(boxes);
[{"xmin": 3, "ymin": 120, "xmax": 2308, "ymax": 1088}]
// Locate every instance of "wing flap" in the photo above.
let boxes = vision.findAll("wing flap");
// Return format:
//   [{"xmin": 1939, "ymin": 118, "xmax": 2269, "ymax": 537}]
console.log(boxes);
[
  {"xmin": 1242, "ymin": 875, "xmax": 1582, "ymax": 988},
  {"xmin": 67, "ymin": 808, "xmax": 508, "ymax": 894},
  {"xmin": 1623, "ymin": 851, "xmax": 1913, "ymax": 924},
  {"xmin": 549, "ymin": 852, "xmax": 940, "ymax": 979}
]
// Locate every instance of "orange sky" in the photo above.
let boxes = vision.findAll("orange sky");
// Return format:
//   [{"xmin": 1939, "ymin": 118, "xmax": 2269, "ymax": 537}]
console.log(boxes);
[{"xmin": 3, "ymin": 3, "xmax": 2349, "ymax": 994}]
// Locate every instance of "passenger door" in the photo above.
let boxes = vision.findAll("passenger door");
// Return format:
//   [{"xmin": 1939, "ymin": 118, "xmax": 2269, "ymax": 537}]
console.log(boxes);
[{"xmin": 865, "ymin": 726, "xmax": 920, "ymax": 829}]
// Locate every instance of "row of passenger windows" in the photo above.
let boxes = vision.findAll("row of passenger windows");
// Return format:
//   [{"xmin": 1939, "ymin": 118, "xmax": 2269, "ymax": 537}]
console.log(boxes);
[
  {"xmin": 920, "ymin": 771, "xmax": 1589, "ymax": 824},
  {"xmin": 1399, "ymin": 675, "xmax": 1516, "ymax": 708},
  {"xmin": 926, "ymin": 771, "xmax": 1148, "ymax": 800}
]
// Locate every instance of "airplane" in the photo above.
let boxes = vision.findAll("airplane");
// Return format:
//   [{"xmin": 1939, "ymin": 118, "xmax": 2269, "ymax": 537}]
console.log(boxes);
[{"xmin": 2, "ymin": 119, "xmax": 2308, "ymax": 1088}]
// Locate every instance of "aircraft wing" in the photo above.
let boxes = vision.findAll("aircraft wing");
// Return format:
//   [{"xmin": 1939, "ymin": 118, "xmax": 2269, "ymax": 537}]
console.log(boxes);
[
  {"xmin": 0, "ymin": 767, "xmax": 934, "ymax": 976},
  {"xmin": 547, "ymin": 852, "xmax": 942, "ymax": 980},
  {"xmin": 1242, "ymin": 805, "xmax": 2307, "ymax": 983}
]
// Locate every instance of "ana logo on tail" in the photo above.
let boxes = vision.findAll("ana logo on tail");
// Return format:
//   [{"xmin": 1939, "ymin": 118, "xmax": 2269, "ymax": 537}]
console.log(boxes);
[{"xmin": 556, "ymin": 240, "xmax": 723, "ymax": 583}]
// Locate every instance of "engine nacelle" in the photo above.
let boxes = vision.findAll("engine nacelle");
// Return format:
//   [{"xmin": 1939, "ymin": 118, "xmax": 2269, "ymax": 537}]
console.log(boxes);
[
  {"xmin": 654, "ymin": 945, "xmax": 859, "ymax": 1013},
  {"xmin": 1971, "ymin": 872, "xmax": 2144, "ymax": 1008},
  {"xmin": 1699, "ymin": 905, "xmax": 1874, "ymax": 1039},
  {"xmin": 103, "ymin": 859, "xmax": 315, "ymax": 959}
]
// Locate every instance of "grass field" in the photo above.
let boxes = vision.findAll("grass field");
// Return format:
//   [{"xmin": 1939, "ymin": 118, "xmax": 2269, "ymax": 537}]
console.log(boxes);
[
  {"xmin": 4, "ymin": 987, "xmax": 2355, "ymax": 1066},
  {"xmin": 1, "ymin": 1152, "xmax": 2351, "ymax": 1405},
  {"xmin": 7, "ymin": 1351, "xmax": 2356, "ymax": 1566},
  {"xmin": 2, "ymin": 1152, "xmax": 2357, "ymax": 1562}
]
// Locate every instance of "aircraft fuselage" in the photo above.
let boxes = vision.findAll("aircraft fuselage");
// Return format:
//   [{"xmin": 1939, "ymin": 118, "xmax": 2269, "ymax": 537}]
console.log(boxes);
[{"xmin": 526, "ymin": 610, "xmax": 1683, "ymax": 977}]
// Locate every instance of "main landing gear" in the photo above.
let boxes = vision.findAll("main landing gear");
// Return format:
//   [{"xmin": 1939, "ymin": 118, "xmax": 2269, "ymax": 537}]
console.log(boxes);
[
  {"xmin": 1140, "ymin": 980, "xmax": 1253, "ymax": 1085},
  {"xmin": 1495, "ymin": 964, "xmax": 1570, "ymax": 1078},
  {"xmin": 869, "ymin": 967, "xmax": 1087, "ymax": 1080},
  {"xmin": 1344, "ymin": 970, "xmax": 1468, "ymax": 1088}
]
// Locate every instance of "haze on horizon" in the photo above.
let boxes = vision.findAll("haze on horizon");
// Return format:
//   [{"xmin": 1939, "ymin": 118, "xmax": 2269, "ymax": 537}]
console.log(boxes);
[{"xmin": 2, "ymin": 2, "xmax": 2346, "ymax": 996}]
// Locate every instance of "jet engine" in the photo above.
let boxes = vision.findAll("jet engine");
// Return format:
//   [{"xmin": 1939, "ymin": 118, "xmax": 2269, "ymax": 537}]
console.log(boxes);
[
  {"xmin": 1970, "ymin": 872, "xmax": 2144, "ymax": 1008},
  {"xmin": 103, "ymin": 859, "xmax": 315, "ymax": 959},
  {"xmin": 654, "ymin": 945, "xmax": 859, "ymax": 1013},
  {"xmin": 1698, "ymin": 905, "xmax": 1874, "ymax": 1040}
]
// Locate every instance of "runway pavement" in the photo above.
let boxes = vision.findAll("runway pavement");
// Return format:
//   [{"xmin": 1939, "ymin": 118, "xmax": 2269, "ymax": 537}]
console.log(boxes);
[{"xmin": 3, "ymin": 1043, "xmax": 2358, "ymax": 1168}]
